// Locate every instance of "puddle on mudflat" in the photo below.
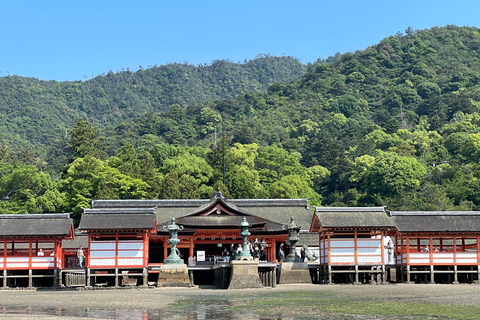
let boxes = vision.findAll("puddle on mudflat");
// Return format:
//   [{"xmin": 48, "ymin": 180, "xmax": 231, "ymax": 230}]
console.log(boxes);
[{"xmin": 0, "ymin": 303, "xmax": 281, "ymax": 320}]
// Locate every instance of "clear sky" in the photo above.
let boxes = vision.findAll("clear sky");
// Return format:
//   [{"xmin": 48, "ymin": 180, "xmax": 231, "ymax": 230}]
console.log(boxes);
[{"xmin": 1, "ymin": 0, "xmax": 479, "ymax": 82}]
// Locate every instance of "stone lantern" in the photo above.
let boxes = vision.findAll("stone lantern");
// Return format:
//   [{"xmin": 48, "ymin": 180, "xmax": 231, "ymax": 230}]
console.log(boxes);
[
  {"xmin": 284, "ymin": 216, "xmax": 301, "ymax": 262},
  {"xmin": 239, "ymin": 217, "xmax": 252, "ymax": 259},
  {"xmin": 163, "ymin": 218, "xmax": 184, "ymax": 264}
]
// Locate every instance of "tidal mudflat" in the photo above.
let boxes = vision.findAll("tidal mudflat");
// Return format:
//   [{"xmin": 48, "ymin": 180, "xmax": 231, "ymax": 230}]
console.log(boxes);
[{"xmin": 0, "ymin": 284, "xmax": 479, "ymax": 319}]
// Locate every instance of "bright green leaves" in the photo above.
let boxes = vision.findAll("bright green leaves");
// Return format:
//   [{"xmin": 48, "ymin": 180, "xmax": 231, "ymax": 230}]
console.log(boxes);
[{"xmin": 365, "ymin": 151, "xmax": 427, "ymax": 198}]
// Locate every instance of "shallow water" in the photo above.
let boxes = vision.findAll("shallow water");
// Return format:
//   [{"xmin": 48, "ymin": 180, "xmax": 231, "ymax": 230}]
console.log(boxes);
[{"xmin": 0, "ymin": 303, "xmax": 280, "ymax": 320}]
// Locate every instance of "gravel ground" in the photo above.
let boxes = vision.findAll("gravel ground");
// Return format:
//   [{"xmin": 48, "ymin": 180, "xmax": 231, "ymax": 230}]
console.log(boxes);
[{"xmin": 0, "ymin": 284, "xmax": 479, "ymax": 319}]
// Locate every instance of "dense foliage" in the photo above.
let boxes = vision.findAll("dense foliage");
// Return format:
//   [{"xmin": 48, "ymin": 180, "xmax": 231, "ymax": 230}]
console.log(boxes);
[
  {"xmin": 5, "ymin": 25, "xmax": 480, "ymax": 220},
  {"xmin": 0, "ymin": 55, "xmax": 306, "ymax": 149}
]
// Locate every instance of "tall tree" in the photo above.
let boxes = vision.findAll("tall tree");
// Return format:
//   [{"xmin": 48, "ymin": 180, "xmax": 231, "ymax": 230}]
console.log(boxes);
[{"xmin": 67, "ymin": 119, "xmax": 107, "ymax": 163}]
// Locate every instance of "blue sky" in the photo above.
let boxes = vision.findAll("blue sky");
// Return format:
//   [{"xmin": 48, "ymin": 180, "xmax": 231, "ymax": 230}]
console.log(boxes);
[{"xmin": 1, "ymin": 0, "xmax": 479, "ymax": 81}]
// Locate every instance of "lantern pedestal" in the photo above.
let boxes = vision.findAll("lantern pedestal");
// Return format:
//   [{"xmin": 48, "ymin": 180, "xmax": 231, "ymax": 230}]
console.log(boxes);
[
  {"xmin": 278, "ymin": 262, "xmax": 311, "ymax": 284},
  {"xmin": 228, "ymin": 260, "xmax": 263, "ymax": 289},
  {"xmin": 157, "ymin": 264, "xmax": 191, "ymax": 287}
]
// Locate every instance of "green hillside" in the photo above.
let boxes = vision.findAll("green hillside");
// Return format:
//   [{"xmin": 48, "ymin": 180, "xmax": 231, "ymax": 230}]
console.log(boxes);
[
  {"xmin": 0, "ymin": 55, "xmax": 306, "ymax": 149},
  {"xmin": 4, "ymin": 25, "xmax": 480, "ymax": 218}
]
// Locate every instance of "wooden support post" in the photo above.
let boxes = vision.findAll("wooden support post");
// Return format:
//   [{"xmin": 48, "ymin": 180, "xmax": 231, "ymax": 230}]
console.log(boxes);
[
  {"xmin": 58, "ymin": 270, "xmax": 63, "ymax": 287},
  {"xmin": 355, "ymin": 265, "xmax": 359, "ymax": 284},
  {"xmin": 272, "ymin": 268, "xmax": 276, "ymax": 288},
  {"xmin": 430, "ymin": 265, "xmax": 435, "ymax": 284},
  {"xmin": 115, "ymin": 268, "xmax": 119, "ymax": 287},
  {"xmin": 142, "ymin": 267, "xmax": 148, "ymax": 287},
  {"xmin": 54, "ymin": 269, "xmax": 58, "ymax": 287},
  {"xmin": 3, "ymin": 269, "xmax": 6, "ymax": 288},
  {"xmin": 28, "ymin": 269, "xmax": 33, "ymax": 288},
  {"xmin": 477, "ymin": 265, "xmax": 480, "ymax": 284},
  {"xmin": 86, "ymin": 268, "xmax": 91, "ymax": 287},
  {"xmin": 454, "ymin": 265, "xmax": 458, "ymax": 284},
  {"xmin": 328, "ymin": 265, "xmax": 332, "ymax": 284},
  {"xmin": 189, "ymin": 237, "xmax": 194, "ymax": 260},
  {"xmin": 406, "ymin": 265, "xmax": 411, "ymax": 283},
  {"xmin": 382, "ymin": 265, "xmax": 386, "ymax": 284}
]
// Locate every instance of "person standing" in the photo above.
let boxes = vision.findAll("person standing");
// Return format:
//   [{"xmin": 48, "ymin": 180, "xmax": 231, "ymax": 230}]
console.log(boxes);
[
  {"xmin": 229, "ymin": 243, "xmax": 235, "ymax": 260},
  {"xmin": 222, "ymin": 247, "xmax": 229, "ymax": 263},
  {"xmin": 300, "ymin": 246, "xmax": 306, "ymax": 262},
  {"xmin": 278, "ymin": 243, "xmax": 285, "ymax": 263},
  {"xmin": 77, "ymin": 245, "xmax": 85, "ymax": 267}
]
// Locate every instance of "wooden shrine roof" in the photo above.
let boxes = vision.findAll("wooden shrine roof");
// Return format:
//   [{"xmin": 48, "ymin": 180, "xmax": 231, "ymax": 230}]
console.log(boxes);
[
  {"xmin": 91, "ymin": 197, "xmax": 313, "ymax": 232},
  {"xmin": 313, "ymin": 207, "xmax": 395, "ymax": 229},
  {"xmin": 78, "ymin": 208, "xmax": 155, "ymax": 231},
  {"xmin": 390, "ymin": 211, "xmax": 480, "ymax": 233},
  {"xmin": 63, "ymin": 232, "xmax": 89, "ymax": 249},
  {"xmin": 158, "ymin": 215, "xmax": 285, "ymax": 232},
  {"xmin": 0, "ymin": 213, "xmax": 73, "ymax": 238}
]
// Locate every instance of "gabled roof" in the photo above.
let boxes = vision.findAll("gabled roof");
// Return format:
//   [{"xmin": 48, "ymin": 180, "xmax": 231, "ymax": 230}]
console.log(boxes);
[
  {"xmin": 156, "ymin": 196, "xmax": 286, "ymax": 232},
  {"xmin": 390, "ymin": 211, "xmax": 480, "ymax": 233},
  {"xmin": 0, "ymin": 213, "xmax": 74, "ymax": 238},
  {"xmin": 91, "ymin": 198, "xmax": 313, "ymax": 232},
  {"xmin": 63, "ymin": 232, "xmax": 88, "ymax": 249},
  {"xmin": 183, "ymin": 197, "xmax": 250, "ymax": 217},
  {"xmin": 78, "ymin": 208, "xmax": 155, "ymax": 231},
  {"xmin": 313, "ymin": 207, "xmax": 394, "ymax": 229}
]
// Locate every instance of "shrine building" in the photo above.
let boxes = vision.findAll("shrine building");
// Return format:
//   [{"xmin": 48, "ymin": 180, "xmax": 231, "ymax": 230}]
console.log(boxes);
[
  {"xmin": 310, "ymin": 206, "xmax": 396, "ymax": 284},
  {"xmin": 77, "ymin": 192, "xmax": 316, "ymax": 286},
  {"xmin": 391, "ymin": 211, "xmax": 480, "ymax": 284},
  {"xmin": 0, "ymin": 213, "xmax": 74, "ymax": 288}
]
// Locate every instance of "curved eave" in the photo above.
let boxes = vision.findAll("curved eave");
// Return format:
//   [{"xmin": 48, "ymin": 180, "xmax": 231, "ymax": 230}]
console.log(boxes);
[{"xmin": 81, "ymin": 228, "xmax": 155, "ymax": 233}]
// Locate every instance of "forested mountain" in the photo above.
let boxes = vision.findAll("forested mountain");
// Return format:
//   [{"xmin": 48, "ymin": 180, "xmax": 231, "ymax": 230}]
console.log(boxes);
[
  {"xmin": 4, "ymin": 25, "xmax": 480, "ymax": 220},
  {"xmin": 0, "ymin": 55, "xmax": 306, "ymax": 149}
]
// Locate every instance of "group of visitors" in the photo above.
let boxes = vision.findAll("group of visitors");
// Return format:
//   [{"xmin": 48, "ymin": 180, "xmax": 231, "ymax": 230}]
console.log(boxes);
[
  {"xmin": 422, "ymin": 246, "xmax": 446, "ymax": 253},
  {"xmin": 221, "ymin": 238, "xmax": 287, "ymax": 263}
]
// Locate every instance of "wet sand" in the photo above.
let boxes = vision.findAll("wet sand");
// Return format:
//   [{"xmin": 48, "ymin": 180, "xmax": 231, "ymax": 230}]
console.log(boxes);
[{"xmin": 0, "ymin": 284, "xmax": 479, "ymax": 319}]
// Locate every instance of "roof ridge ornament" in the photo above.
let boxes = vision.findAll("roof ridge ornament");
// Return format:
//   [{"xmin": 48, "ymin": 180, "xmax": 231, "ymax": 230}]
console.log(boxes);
[{"xmin": 211, "ymin": 187, "xmax": 226, "ymax": 201}]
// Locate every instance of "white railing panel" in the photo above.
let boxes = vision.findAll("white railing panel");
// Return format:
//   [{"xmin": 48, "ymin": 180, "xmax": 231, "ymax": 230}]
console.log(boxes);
[
  {"xmin": 32, "ymin": 262, "xmax": 54, "ymax": 268},
  {"xmin": 357, "ymin": 248, "xmax": 381, "ymax": 255},
  {"xmin": 330, "ymin": 248, "xmax": 355, "ymax": 255},
  {"xmin": 357, "ymin": 240, "xmax": 382, "ymax": 247},
  {"xmin": 456, "ymin": 252, "xmax": 477, "ymax": 258},
  {"xmin": 433, "ymin": 258, "xmax": 454, "ymax": 264},
  {"xmin": 433, "ymin": 253, "xmax": 454, "ymax": 258},
  {"xmin": 6, "ymin": 257, "xmax": 29, "ymax": 263},
  {"xmin": 90, "ymin": 251, "xmax": 116, "ymax": 258},
  {"xmin": 457, "ymin": 259, "xmax": 478, "ymax": 264},
  {"xmin": 410, "ymin": 253, "xmax": 430, "ymax": 259},
  {"xmin": 32, "ymin": 257, "xmax": 54, "ymax": 263},
  {"xmin": 410, "ymin": 259, "xmax": 430, "ymax": 264},
  {"xmin": 118, "ymin": 241, "xmax": 144, "ymax": 250},
  {"xmin": 90, "ymin": 242, "xmax": 116, "ymax": 250},
  {"xmin": 331, "ymin": 256, "xmax": 355, "ymax": 263},
  {"xmin": 90, "ymin": 259, "xmax": 115, "ymax": 266},
  {"xmin": 330, "ymin": 240, "xmax": 354, "ymax": 248},
  {"xmin": 118, "ymin": 251, "xmax": 143, "ymax": 258},
  {"xmin": 118, "ymin": 258, "xmax": 143, "ymax": 266},
  {"xmin": 357, "ymin": 256, "xmax": 382, "ymax": 263},
  {"xmin": 6, "ymin": 263, "xmax": 29, "ymax": 268}
]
